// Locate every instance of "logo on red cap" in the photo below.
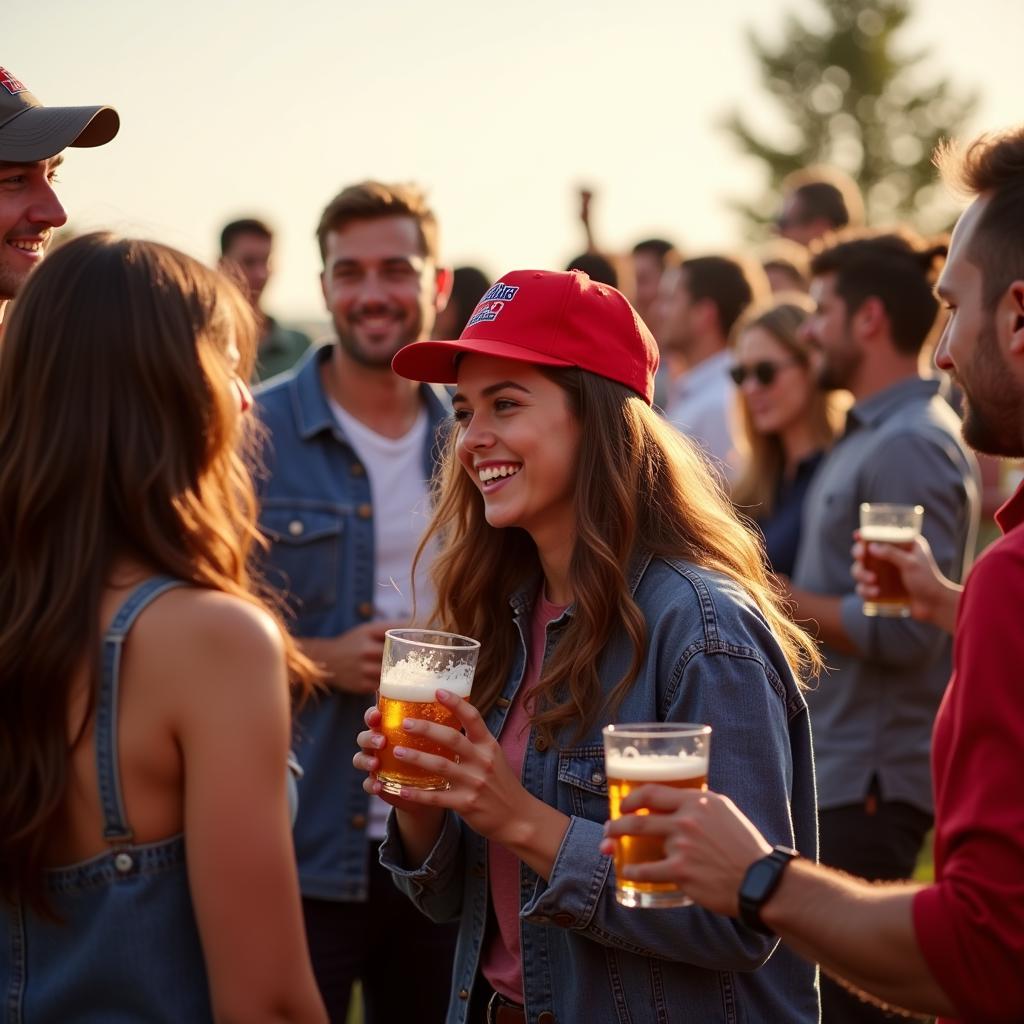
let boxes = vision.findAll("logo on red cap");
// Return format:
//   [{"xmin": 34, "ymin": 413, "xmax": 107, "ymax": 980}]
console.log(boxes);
[
  {"xmin": 0, "ymin": 68, "xmax": 27, "ymax": 96},
  {"xmin": 466, "ymin": 282, "xmax": 520, "ymax": 329}
]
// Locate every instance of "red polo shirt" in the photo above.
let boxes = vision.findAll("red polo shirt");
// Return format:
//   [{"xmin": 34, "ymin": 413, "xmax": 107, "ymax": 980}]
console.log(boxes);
[{"xmin": 912, "ymin": 483, "xmax": 1024, "ymax": 1022}]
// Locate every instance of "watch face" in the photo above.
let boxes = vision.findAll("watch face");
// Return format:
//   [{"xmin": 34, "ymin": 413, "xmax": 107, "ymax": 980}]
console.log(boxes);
[{"xmin": 744, "ymin": 860, "xmax": 779, "ymax": 901}]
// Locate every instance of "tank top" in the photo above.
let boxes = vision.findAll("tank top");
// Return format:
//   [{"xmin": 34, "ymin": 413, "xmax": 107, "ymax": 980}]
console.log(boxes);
[{"xmin": 1, "ymin": 577, "xmax": 213, "ymax": 1022}]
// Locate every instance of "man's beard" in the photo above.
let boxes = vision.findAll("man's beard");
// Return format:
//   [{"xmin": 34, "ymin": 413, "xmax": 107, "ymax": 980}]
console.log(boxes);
[
  {"xmin": 817, "ymin": 339, "xmax": 862, "ymax": 392},
  {"xmin": 333, "ymin": 306, "xmax": 421, "ymax": 369},
  {"xmin": 958, "ymin": 321, "xmax": 1023, "ymax": 457}
]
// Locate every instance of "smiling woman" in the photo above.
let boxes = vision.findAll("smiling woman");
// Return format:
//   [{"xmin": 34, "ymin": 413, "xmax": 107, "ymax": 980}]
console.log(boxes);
[{"xmin": 353, "ymin": 268, "xmax": 823, "ymax": 1024}]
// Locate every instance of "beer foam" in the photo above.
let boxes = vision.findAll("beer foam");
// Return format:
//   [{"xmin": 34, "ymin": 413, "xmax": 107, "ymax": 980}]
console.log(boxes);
[
  {"xmin": 379, "ymin": 661, "xmax": 474, "ymax": 702},
  {"xmin": 861, "ymin": 525, "xmax": 917, "ymax": 544},
  {"xmin": 605, "ymin": 752, "xmax": 707, "ymax": 782}
]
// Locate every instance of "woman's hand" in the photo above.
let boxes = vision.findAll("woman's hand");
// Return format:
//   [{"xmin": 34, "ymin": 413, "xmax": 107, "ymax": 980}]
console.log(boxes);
[
  {"xmin": 382, "ymin": 689, "xmax": 570, "ymax": 879},
  {"xmin": 600, "ymin": 784, "xmax": 772, "ymax": 917},
  {"xmin": 354, "ymin": 705, "xmax": 445, "ymax": 865},
  {"xmin": 850, "ymin": 530, "xmax": 962, "ymax": 634}
]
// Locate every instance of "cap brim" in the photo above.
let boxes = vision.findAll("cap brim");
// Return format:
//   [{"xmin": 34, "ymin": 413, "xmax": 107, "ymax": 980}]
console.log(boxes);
[
  {"xmin": 392, "ymin": 337, "xmax": 575, "ymax": 384},
  {"xmin": 0, "ymin": 105, "xmax": 119, "ymax": 162}
]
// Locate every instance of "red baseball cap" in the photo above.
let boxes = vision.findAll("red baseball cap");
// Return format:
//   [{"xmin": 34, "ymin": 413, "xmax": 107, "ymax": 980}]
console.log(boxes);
[{"xmin": 391, "ymin": 269, "xmax": 659, "ymax": 404}]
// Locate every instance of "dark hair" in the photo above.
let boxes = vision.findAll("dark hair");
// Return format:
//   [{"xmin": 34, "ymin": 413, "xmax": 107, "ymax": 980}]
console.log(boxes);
[
  {"xmin": 782, "ymin": 165, "xmax": 865, "ymax": 229},
  {"xmin": 935, "ymin": 126, "xmax": 1024, "ymax": 311},
  {"xmin": 220, "ymin": 217, "xmax": 273, "ymax": 256},
  {"xmin": 566, "ymin": 251, "xmax": 618, "ymax": 288},
  {"xmin": 446, "ymin": 265, "xmax": 491, "ymax": 330},
  {"xmin": 316, "ymin": 181, "xmax": 439, "ymax": 263},
  {"xmin": 0, "ymin": 233, "xmax": 320, "ymax": 914},
  {"xmin": 679, "ymin": 255, "xmax": 768, "ymax": 340},
  {"xmin": 631, "ymin": 238, "xmax": 679, "ymax": 263},
  {"xmin": 809, "ymin": 229, "xmax": 947, "ymax": 356}
]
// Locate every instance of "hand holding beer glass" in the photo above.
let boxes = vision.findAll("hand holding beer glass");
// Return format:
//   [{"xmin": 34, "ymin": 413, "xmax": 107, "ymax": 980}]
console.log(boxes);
[
  {"xmin": 603, "ymin": 723, "xmax": 711, "ymax": 908},
  {"xmin": 376, "ymin": 629, "xmax": 480, "ymax": 794},
  {"xmin": 858, "ymin": 503, "xmax": 924, "ymax": 618}
]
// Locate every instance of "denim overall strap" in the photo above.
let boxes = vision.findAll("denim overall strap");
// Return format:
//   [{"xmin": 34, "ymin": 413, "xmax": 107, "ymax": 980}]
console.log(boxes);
[{"xmin": 96, "ymin": 576, "xmax": 188, "ymax": 843}]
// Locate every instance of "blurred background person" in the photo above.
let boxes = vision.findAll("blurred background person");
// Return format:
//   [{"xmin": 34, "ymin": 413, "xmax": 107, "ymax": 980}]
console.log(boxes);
[
  {"xmin": 787, "ymin": 228, "xmax": 979, "ymax": 1024},
  {"xmin": 631, "ymin": 237, "xmax": 683, "ymax": 409},
  {"xmin": 758, "ymin": 238, "xmax": 811, "ymax": 294},
  {"xmin": 219, "ymin": 217, "xmax": 312, "ymax": 381},
  {"xmin": 431, "ymin": 264, "xmax": 490, "ymax": 340},
  {"xmin": 731, "ymin": 297, "xmax": 846, "ymax": 577},
  {"xmin": 656, "ymin": 253, "xmax": 771, "ymax": 479},
  {"xmin": 0, "ymin": 233, "xmax": 325, "ymax": 1023},
  {"xmin": 775, "ymin": 164, "xmax": 866, "ymax": 248}
]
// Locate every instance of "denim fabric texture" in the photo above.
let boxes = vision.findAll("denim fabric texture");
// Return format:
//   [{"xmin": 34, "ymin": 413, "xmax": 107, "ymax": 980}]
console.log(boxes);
[
  {"xmin": 254, "ymin": 344, "xmax": 451, "ymax": 900},
  {"xmin": 1, "ymin": 577, "xmax": 213, "ymax": 1023},
  {"xmin": 381, "ymin": 554, "xmax": 821, "ymax": 1023}
]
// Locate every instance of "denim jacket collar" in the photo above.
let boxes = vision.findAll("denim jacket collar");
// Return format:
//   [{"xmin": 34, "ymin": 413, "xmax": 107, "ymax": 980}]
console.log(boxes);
[
  {"xmin": 285, "ymin": 342, "xmax": 451, "ymax": 446},
  {"xmin": 508, "ymin": 550, "xmax": 654, "ymax": 622}
]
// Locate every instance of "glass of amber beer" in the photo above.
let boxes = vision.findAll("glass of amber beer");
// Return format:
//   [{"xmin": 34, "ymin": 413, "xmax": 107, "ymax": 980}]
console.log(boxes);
[
  {"xmin": 859, "ymin": 503, "xmax": 924, "ymax": 617},
  {"xmin": 603, "ymin": 722, "xmax": 711, "ymax": 908},
  {"xmin": 376, "ymin": 629, "xmax": 480, "ymax": 795}
]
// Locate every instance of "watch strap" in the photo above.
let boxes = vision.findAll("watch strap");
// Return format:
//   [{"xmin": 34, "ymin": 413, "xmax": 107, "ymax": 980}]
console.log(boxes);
[{"xmin": 737, "ymin": 845, "xmax": 799, "ymax": 935}]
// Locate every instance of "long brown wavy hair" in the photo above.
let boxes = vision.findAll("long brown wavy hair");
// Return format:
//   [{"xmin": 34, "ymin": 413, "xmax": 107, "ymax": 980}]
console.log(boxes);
[
  {"xmin": 731, "ymin": 298, "xmax": 847, "ymax": 517},
  {"xmin": 418, "ymin": 367, "xmax": 822, "ymax": 749},
  {"xmin": 0, "ymin": 233, "xmax": 320, "ymax": 913}
]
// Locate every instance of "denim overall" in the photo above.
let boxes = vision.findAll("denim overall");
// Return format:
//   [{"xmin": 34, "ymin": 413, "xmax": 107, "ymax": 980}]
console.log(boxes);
[{"xmin": 2, "ymin": 577, "xmax": 213, "ymax": 1023}]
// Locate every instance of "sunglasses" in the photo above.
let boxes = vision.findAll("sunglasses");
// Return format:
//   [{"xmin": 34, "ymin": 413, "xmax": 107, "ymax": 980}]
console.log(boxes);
[{"xmin": 729, "ymin": 359, "xmax": 801, "ymax": 387}]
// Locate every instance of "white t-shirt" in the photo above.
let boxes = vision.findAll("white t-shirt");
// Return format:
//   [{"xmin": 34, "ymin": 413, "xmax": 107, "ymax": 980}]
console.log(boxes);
[{"xmin": 329, "ymin": 398, "xmax": 437, "ymax": 837}]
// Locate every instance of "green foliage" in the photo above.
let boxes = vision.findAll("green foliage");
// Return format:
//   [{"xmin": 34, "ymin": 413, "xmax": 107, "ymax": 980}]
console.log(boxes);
[{"xmin": 725, "ymin": 0, "xmax": 977, "ymax": 234}]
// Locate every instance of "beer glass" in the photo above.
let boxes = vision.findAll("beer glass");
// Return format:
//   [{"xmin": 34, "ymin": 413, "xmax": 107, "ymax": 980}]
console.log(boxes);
[
  {"xmin": 859, "ymin": 503, "xmax": 924, "ymax": 617},
  {"xmin": 376, "ymin": 629, "xmax": 480, "ymax": 794},
  {"xmin": 603, "ymin": 722, "xmax": 711, "ymax": 908}
]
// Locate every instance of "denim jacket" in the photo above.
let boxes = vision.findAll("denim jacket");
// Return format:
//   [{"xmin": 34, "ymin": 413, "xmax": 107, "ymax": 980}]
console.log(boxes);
[
  {"xmin": 381, "ymin": 554, "xmax": 820, "ymax": 1023},
  {"xmin": 254, "ymin": 344, "xmax": 450, "ymax": 901}
]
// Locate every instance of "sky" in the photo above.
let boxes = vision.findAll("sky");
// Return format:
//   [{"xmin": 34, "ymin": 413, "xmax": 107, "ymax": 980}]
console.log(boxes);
[{"xmin": 6, "ymin": 0, "xmax": 1024, "ymax": 322}]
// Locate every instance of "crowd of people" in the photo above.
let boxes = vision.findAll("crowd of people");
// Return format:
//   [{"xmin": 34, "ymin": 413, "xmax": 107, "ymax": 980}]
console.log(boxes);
[{"xmin": 0, "ymin": 61, "xmax": 1022, "ymax": 1024}]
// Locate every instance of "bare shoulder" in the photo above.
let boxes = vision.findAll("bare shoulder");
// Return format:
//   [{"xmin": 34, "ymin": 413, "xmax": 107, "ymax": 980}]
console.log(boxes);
[{"xmin": 128, "ymin": 587, "xmax": 287, "ymax": 700}]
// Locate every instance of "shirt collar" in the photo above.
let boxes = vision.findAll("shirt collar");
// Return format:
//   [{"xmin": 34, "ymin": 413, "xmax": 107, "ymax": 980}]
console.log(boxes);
[
  {"xmin": 996, "ymin": 480, "xmax": 1024, "ymax": 534},
  {"xmin": 671, "ymin": 349, "xmax": 732, "ymax": 399},
  {"xmin": 845, "ymin": 376, "xmax": 942, "ymax": 433}
]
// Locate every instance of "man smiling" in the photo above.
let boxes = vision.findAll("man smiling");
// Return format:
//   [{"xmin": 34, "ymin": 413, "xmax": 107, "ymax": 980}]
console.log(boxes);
[{"xmin": 0, "ymin": 65, "xmax": 119, "ymax": 323}]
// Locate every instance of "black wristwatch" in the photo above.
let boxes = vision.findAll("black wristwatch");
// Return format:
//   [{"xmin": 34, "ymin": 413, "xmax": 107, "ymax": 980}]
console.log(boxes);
[{"xmin": 737, "ymin": 845, "xmax": 799, "ymax": 935}]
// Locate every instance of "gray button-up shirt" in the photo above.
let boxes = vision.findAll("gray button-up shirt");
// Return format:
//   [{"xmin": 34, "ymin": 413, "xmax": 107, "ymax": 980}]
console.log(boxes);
[{"xmin": 793, "ymin": 376, "xmax": 980, "ymax": 813}]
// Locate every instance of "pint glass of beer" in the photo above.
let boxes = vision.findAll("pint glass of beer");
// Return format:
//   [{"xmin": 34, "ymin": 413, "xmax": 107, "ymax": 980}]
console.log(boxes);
[
  {"xmin": 376, "ymin": 629, "xmax": 481, "ymax": 795},
  {"xmin": 859, "ymin": 503, "xmax": 924, "ymax": 617},
  {"xmin": 602, "ymin": 722, "xmax": 711, "ymax": 908}
]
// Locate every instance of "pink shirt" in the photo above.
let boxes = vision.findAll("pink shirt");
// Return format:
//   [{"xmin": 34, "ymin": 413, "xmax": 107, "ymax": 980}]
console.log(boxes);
[{"xmin": 480, "ymin": 590, "xmax": 567, "ymax": 1004}]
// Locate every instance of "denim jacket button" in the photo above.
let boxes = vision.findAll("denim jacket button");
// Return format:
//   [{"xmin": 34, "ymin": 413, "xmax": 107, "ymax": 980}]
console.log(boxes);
[
  {"xmin": 591, "ymin": 771, "xmax": 604, "ymax": 784},
  {"xmin": 287, "ymin": 519, "xmax": 304, "ymax": 537},
  {"xmin": 552, "ymin": 912, "xmax": 573, "ymax": 928},
  {"xmin": 534, "ymin": 737, "xmax": 548, "ymax": 752},
  {"xmin": 349, "ymin": 814, "xmax": 367, "ymax": 829},
  {"xmin": 458, "ymin": 988, "xmax": 470, "ymax": 1000},
  {"xmin": 538, "ymin": 1013, "xmax": 556, "ymax": 1024},
  {"xmin": 114, "ymin": 852, "xmax": 134, "ymax": 874},
  {"xmin": 357, "ymin": 602, "xmax": 373, "ymax": 619},
  {"xmin": 357, "ymin": 503, "xmax": 372, "ymax": 519},
  {"xmin": 496, "ymin": 697, "xmax": 512, "ymax": 709},
  {"xmin": 350, "ymin": 462, "xmax": 365, "ymax": 476}
]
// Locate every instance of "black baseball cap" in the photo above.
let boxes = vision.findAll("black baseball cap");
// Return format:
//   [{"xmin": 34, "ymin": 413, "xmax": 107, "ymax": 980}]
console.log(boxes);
[{"xmin": 0, "ymin": 65, "xmax": 118, "ymax": 162}]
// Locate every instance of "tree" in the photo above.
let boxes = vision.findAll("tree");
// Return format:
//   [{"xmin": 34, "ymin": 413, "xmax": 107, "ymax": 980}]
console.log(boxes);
[{"xmin": 724, "ymin": 0, "xmax": 977, "ymax": 235}]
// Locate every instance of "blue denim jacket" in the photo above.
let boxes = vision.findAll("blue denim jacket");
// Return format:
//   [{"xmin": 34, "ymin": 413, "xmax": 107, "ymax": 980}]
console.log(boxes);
[
  {"xmin": 381, "ymin": 554, "xmax": 820, "ymax": 1023},
  {"xmin": 254, "ymin": 344, "xmax": 450, "ymax": 900}
]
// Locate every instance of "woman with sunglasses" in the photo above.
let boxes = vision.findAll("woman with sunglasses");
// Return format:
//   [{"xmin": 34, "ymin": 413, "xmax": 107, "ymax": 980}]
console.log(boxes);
[
  {"xmin": 354, "ymin": 270, "xmax": 821, "ymax": 1023},
  {"xmin": 0, "ymin": 234, "xmax": 327, "ymax": 1022},
  {"xmin": 730, "ymin": 298, "xmax": 847, "ymax": 577}
]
